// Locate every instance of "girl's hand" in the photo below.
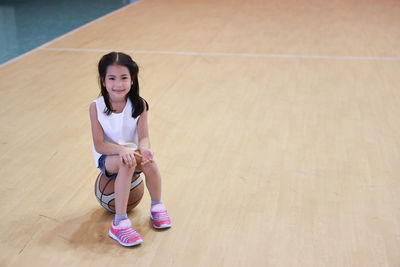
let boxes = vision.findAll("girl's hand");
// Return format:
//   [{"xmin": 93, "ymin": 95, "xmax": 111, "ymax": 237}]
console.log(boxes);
[
  {"xmin": 119, "ymin": 148, "xmax": 142, "ymax": 167},
  {"xmin": 141, "ymin": 149, "xmax": 154, "ymax": 166}
]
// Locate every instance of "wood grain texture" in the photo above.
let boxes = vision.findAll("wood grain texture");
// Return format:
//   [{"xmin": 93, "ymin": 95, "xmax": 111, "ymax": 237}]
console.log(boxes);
[{"xmin": 0, "ymin": 0, "xmax": 399, "ymax": 266}]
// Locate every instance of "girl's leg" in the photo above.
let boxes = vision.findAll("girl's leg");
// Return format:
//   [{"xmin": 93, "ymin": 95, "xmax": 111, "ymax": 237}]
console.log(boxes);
[
  {"xmin": 141, "ymin": 161, "xmax": 161, "ymax": 202},
  {"xmin": 104, "ymin": 155, "xmax": 143, "ymax": 247},
  {"xmin": 105, "ymin": 155, "xmax": 137, "ymax": 215},
  {"xmin": 141, "ymin": 161, "xmax": 171, "ymax": 229}
]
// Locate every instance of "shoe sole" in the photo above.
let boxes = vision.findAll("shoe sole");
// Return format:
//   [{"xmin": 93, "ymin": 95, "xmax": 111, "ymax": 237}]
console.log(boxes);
[
  {"xmin": 150, "ymin": 214, "xmax": 172, "ymax": 229},
  {"xmin": 108, "ymin": 230, "xmax": 143, "ymax": 247}
]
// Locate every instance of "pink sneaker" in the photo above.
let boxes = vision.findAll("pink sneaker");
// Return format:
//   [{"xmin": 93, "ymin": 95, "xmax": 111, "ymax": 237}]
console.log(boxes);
[
  {"xmin": 150, "ymin": 203, "xmax": 172, "ymax": 229},
  {"xmin": 108, "ymin": 219, "xmax": 143, "ymax": 247}
]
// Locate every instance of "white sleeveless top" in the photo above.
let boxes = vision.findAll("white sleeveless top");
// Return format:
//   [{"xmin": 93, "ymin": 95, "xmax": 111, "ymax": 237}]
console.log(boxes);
[{"xmin": 92, "ymin": 96, "xmax": 140, "ymax": 167}]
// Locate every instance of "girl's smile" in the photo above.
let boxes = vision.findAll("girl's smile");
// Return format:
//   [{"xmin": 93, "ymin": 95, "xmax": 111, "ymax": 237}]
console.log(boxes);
[{"xmin": 112, "ymin": 89, "xmax": 126, "ymax": 93}]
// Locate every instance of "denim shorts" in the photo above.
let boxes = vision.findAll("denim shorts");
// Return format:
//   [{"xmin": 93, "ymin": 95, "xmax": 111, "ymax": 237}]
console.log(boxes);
[{"xmin": 98, "ymin": 154, "xmax": 142, "ymax": 179}]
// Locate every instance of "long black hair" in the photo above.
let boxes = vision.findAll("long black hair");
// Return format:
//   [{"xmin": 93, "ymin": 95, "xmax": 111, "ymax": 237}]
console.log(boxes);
[{"xmin": 98, "ymin": 52, "xmax": 148, "ymax": 118}]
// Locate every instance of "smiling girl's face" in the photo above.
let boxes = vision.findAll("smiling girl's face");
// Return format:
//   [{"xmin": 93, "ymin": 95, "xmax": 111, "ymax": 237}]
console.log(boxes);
[{"xmin": 103, "ymin": 64, "xmax": 133, "ymax": 102}]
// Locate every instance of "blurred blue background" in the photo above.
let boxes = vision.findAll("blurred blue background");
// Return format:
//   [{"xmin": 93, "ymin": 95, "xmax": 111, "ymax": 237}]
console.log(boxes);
[{"xmin": 0, "ymin": 0, "xmax": 137, "ymax": 64}]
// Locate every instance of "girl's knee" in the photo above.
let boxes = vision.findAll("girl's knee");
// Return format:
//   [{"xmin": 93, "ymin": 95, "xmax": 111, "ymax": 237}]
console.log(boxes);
[
  {"xmin": 119, "ymin": 161, "xmax": 137, "ymax": 172},
  {"xmin": 142, "ymin": 162, "xmax": 158, "ymax": 175}
]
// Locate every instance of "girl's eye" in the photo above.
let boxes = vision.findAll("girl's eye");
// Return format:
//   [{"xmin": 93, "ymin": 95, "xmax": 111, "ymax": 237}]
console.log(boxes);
[
  {"xmin": 108, "ymin": 77, "xmax": 115, "ymax": 80},
  {"xmin": 122, "ymin": 77, "xmax": 128, "ymax": 80}
]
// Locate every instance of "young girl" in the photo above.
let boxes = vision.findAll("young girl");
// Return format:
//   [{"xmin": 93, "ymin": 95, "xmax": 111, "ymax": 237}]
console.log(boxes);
[{"xmin": 89, "ymin": 52, "xmax": 171, "ymax": 247}]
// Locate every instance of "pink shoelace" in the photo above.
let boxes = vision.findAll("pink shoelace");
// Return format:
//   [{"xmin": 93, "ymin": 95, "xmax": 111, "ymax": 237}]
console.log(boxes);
[
  {"xmin": 116, "ymin": 227, "xmax": 141, "ymax": 243},
  {"xmin": 152, "ymin": 210, "xmax": 170, "ymax": 223}
]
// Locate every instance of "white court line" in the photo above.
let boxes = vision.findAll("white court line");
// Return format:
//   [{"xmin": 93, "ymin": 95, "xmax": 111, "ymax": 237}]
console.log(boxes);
[
  {"xmin": 40, "ymin": 47, "xmax": 400, "ymax": 62},
  {"xmin": 0, "ymin": 1, "xmax": 141, "ymax": 68}
]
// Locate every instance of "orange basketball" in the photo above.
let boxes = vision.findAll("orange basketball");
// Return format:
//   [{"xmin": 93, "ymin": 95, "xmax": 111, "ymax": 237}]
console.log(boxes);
[{"xmin": 94, "ymin": 172, "xmax": 144, "ymax": 213}]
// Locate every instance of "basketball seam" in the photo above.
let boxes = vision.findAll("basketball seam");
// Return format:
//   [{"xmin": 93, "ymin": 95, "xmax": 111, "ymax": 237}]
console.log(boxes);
[
  {"xmin": 95, "ymin": 174, "xmax": 143, "ymax": 212},
  {"xmin": 96, "ymin": 180, "xmax": 143, "ymax": 205}
]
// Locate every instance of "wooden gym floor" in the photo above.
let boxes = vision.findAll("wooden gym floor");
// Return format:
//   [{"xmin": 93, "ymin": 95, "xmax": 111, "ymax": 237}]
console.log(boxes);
[{"xmin": 1, "ymin": 0, "xmax": 400, "ymax": 266}]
